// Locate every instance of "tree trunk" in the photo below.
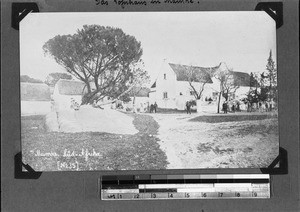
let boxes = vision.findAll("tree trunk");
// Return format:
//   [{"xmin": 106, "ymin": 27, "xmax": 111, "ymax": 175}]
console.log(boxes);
[
  {"xmin": 81, "ymin": 90, "xmax": 98, "ymax": 105},
  {"xmin": 82, "ymin": 84, "xmax": 136, "ymax": 106},
  {"xmin": 85, "ymin": 81, "xmax": 91, "ymax": 93},
  {"xmin": 217, "ymin": 92, "xmax": 222, "ymax": 113}
]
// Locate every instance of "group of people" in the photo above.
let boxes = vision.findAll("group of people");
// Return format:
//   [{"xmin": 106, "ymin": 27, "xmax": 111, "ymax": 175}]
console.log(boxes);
[
  {"xmin": 248, "ymin": 101, "xmax": 275, "ymax": 113},
  {"xmin": 222, "ymin": 101, "xmax": 241, "ymax": 114},
  {"xmin": 222, "ymin": 100, "xmax": 275, "ymax": 113},
  {"xmin": 149, "ymin": 102, "xmax": 158, "ymax": 113}
]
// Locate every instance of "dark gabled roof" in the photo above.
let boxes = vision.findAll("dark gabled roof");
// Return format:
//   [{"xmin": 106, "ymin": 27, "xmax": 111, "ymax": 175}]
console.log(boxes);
[
  {"xmin": 230, "ymin": 71, "xmax": 251, "ymax": 87},
  {"xmin": 21, "ymin": 82, "xmax": 51, "ymax": 101},
  {"xmin": 128, "ymin": 87, "xmax": 150, "ymax": 97},
  {"xmin": 56, "ymin": 79, "xmax": 86, "ymax": 95},
  {"xmin": 168, "ymin": 63, "xmax": 220, "ymax": 83}
]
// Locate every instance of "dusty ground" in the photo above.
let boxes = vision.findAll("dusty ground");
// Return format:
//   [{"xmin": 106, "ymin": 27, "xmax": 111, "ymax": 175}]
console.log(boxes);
[{"xmin": 149, "ymin": 112, "xmax": 279, "ymax": 169}]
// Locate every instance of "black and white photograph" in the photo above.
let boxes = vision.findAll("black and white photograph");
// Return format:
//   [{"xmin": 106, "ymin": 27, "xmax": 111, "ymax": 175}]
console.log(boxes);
[{"xmin": 20, "ymin": 12, "xmax": 279, "ymax": 171}]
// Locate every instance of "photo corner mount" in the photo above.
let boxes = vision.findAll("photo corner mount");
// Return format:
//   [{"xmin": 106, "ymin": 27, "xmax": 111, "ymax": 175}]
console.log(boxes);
[
  {"xmin": 255, "ymin": 2, "xmax": 283, "ymax": 29},
  {"xmin": 11, "ymin": 2, "xmax": 39, "ymax": 30}
]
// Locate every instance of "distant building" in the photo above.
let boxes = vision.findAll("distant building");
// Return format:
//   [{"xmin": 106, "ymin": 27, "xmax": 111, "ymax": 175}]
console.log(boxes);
[
  {"xmin": 149, "ymin": 61, "xmax": 251, "ymax": 110},
  {"xmin": 21, "ymin": 82, "xmax": 51, "ymax": 115}
]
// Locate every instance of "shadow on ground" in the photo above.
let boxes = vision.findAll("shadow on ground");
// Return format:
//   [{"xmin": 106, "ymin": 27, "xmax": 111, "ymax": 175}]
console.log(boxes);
[{"xmin": 189, "ymin": 113, "xmax": 278, "ymax": 123}]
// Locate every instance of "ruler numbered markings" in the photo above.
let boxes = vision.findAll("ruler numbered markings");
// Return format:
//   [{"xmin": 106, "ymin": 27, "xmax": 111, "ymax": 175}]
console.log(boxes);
[{"xmin": 100, "ymin": 174, "xmax": 270, "ymax": 200}]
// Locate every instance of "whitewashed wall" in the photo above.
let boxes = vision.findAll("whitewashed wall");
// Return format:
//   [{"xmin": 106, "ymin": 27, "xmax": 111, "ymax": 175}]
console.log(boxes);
[
  {"xmin": 149, "ymin": 63, "xmax": 178, "ymax": 109},
  {"xmin": 149, "ymin": 61, "xmax": 251, "ymax": 110},
  {"xmin": 21, "ymin": 101, "xmax": 51, "ymax": 116}
]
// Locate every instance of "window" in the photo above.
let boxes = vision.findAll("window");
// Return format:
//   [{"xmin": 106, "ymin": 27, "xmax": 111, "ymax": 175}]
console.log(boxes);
[
  {"xmin": 212, "ymin": 92, "xmax": 219, "ymax": 97},
  {"xmin": 164, "ymin": 73, "xmax": 166, "ymax": 80},
  {"xmin": 163, "ymin": 92, "xmax": 168, "ymax": 99},
  {"xmin": 212, "ymin": 92, "xmax": 219, "ymax": 101}
]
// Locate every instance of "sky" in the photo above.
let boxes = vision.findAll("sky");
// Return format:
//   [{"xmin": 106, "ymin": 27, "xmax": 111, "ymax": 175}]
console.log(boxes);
[{"xmin": 20, "ymin": 12, "xmax": 276, "ymax": 84}]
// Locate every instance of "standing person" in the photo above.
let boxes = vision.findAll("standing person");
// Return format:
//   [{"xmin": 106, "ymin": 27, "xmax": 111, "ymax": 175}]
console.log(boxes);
[
  {"xmin": 147, "ymin": 103, "xmax": 150, "ymax": 113},
  {"xmin": 259, "ymin": 102, "xmax": 262, "ymax": 113},
  {"xmin": 236, "ymin": 101, "xmax": 240, "ymax": 112},
  {"xmin": 265, "ymin": 102, "xmax": 269, "ymax": 112},
  {"xmin": 222, "ymin": 101, "xmax": 228, "ymax": 114},
  {"xmin": 150, "ymin": 104, "xmax": 154, "ymax": 113},
  {"xmin": 186, "ymin": 101, "xmax": 189, "ymax": 114},
  {"xmin": 188, "ymin": 101, "xmax": 192, "ymax": 114},
  {"xmin": 231, "ymin": 104, "xmax": 235, "ymax": 113},
  {"xmin": 154, "ymin": 102, "xmax": 158, "ymax": 113},
  {"xmin": 186, "ymin": 101, "xmax": 191, "ymax": 114}
]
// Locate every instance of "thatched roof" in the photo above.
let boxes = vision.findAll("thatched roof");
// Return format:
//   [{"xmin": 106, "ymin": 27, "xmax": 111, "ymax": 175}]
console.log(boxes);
[
  {"xmin": 21, "ymin": 82, "xmax": 51, "ymax": 101},
  {"xmin": 128, "ymin": 87, "xmax": 150, "ymax": 97},
  {"xmin": 56, "ymin": 80, "xmax": 86, "ymax": 95},
  {"xmin": 168, "ymin": 63, "xmax": 219, "ymax": 83},
  {"xmin": 230, "ymin": 71, "xmax": 251, "ymax": 87},
  {"xmin": 151, "ymin": 62, "xmax": 252, "ymax": 88}
]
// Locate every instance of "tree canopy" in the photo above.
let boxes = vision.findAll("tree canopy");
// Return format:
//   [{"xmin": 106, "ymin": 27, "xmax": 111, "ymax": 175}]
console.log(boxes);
[
  {"xmin": 43, "ymin": 25, "xmax": 148, "ymax": 104},
  {"xmin": 243, "ymin": 50, "xmax": 278, "ymax": 108}
]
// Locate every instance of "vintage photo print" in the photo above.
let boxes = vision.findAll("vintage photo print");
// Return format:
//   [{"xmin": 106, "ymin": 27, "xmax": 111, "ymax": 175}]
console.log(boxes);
[{"xmin": 20, "ymin": 12, "xmax": 279, "ymax": 171}]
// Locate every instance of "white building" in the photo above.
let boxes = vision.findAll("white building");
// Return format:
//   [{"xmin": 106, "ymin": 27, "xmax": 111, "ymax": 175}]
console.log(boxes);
[
  {"xmin": 149, "ymin": 61, "xmax": 251, "ymax": 110},
  {"xmin": 21, "ymin": 82, "xmax": 51, "ymax": 115},
  {"xmin": 52, "ymin": 79, "xmax": 86, "ymax": 111}
]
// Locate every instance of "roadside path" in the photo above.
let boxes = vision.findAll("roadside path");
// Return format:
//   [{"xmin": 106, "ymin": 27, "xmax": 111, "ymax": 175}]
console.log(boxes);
[{"xmin": 149, "ymin": 113, "xmax": 211, "ymax": 169}]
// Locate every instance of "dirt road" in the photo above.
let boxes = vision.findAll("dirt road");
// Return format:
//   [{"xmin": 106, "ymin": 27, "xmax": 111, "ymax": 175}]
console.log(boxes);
[{"xmin": 150, "ymin": 113, "xmax": 279, "ymax": 169}]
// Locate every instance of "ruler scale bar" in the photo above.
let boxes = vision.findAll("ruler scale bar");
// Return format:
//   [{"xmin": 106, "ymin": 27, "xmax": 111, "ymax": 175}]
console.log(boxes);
[{"xmin": 100, "ymin": 174, "xmax": 270, "ymax": 200}]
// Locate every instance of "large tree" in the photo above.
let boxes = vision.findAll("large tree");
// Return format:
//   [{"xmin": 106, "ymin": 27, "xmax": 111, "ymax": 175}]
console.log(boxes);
[
  {"xmin": 183, "ymin": 65, "xmax": 212, "ymax": 100},
  {"xmin": 265, "ymin": 50, "xmax": 277, "ymax": 103},
  {"xmin": 221, "ymin": 69, "xmax": 240, "ymax": 101},
  {"xmin": 244, "ymin": 50, "xmax": 278, "ymax": 111},
  {"xmin": 213, "ymin": 65, "xmax": 239, "ymax": 113},
  {"xmin": 43, "ymin": 25, "xmax": 148, "ymax": 104},
  {"xmin": 244, "ymin": 72, "xmax": 261, "ymax": 111}
]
